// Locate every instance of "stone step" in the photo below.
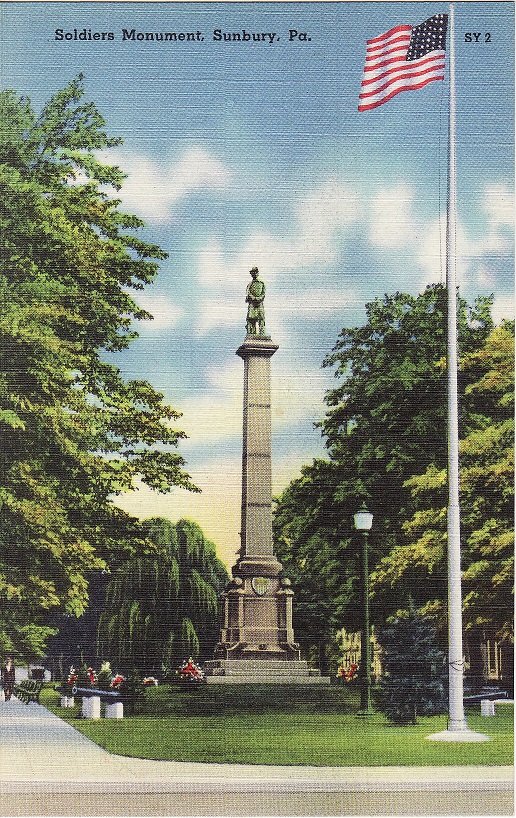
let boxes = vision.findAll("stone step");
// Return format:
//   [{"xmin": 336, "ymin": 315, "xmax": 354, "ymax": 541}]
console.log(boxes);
[
  {"xmin": 206, "ymin": 675, "xmax": 331, "ymax": 685},
  {"xmin": 207, "ymin": 667, "xmax": 320, "ymax": 676},
  {"xmin": 205, "ymin": 660, "xmax": 311, "ymax": 671}
]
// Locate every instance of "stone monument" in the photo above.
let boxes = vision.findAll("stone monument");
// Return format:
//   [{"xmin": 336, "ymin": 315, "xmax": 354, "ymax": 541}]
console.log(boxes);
[{"xmin": 204, "ymin": 269, "xmax": 329, "ymax": 684}]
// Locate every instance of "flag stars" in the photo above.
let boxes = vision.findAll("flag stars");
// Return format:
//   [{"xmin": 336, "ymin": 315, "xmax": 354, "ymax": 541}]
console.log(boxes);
[{"xmin": 406, "ymin": 13, "xmax": 448, "ymax": 61}]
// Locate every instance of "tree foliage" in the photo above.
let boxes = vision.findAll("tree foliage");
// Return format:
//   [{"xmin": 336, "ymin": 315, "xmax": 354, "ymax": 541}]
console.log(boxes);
[
  {"xmin": 376, "ymin": 605, "xmax": 447, "ymax": 724},
  {"xmin": 274, "ymin": 459, "xmax": 358, "ymax": 670},
  {"xmin": 0, "ymin": 77, "xmax": 196, "ymax": 658},
  {"xmin": 274, "ymin": 286, "xmax": 510, "ymax": 662},
  {"xmin": 371, "ymin": 321, "xmax": 514, "ymax": 640},
  {"xmin": 97, "ymin": 518, "xmax": 229, "ymax": 673},
  {"xmin": 321, "ymin": 285, "xmax": 492, "ymax": 539}
]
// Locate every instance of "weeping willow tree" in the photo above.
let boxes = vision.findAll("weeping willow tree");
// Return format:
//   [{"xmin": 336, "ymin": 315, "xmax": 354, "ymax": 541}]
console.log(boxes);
[{"xmin": 96, "ymin": 518, "xmax": 228, "ymax": 672}]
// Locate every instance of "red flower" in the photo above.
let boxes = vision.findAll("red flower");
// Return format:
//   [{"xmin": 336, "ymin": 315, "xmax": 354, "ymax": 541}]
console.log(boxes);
[
  {"xmin": 179, "ymin": 659, "xmax": 204, "ymax": 680},
  {"xmin": 337, "ymin": 663, "xmax": 359, "ymax": 682}
]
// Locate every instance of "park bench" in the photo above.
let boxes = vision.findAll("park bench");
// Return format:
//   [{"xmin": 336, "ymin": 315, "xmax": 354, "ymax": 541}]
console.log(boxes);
[{"xmin": 14, "ymin": 679, "xmax": 43, "ymax": 704}]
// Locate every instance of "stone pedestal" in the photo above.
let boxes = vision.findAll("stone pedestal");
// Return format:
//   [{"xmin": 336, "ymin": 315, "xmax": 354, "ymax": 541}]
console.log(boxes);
[
  {"xmin": 205, "ymin": 333, "xmax": 328, "ymax": 685},
  {"xmin": 480, "ymin": 700, "xmax": 495, "ymax": 717},
  {"xmin": 81, "ymin": 696, "xmax": 101, "ymax": 719},
  {"xmin": 105, "ymin": 702, "xmax": 124, "ymax": 719}
]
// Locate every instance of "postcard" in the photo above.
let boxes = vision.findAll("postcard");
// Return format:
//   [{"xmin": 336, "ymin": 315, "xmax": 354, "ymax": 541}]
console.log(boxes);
[{"xmin": 0, "ymin": 1, "xmax": 513, "ymax": 815}]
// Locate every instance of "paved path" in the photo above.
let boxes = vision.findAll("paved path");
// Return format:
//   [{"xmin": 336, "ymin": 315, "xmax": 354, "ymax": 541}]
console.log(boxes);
[{"xmin": 0, "ymin": 697, "xmax": 513, "ymax": 815}]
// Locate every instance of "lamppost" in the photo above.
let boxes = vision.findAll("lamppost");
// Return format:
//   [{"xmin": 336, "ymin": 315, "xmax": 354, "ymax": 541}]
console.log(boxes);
[{"xmin": 354, "ymin": 503, "xmax": 374, "ymax": 716}]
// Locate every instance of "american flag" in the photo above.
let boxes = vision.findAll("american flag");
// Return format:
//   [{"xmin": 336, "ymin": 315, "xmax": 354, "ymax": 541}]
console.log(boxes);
[{"xmin": 358, "ymin": 14, "xmax": 448, "ymax": 112}]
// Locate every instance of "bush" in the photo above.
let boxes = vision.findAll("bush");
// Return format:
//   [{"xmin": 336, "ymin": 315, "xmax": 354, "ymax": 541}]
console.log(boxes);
[
  {"xmin": 376, "ymin": 606, "xmax": 447, "ymax": 724},
  {"xmin": 118, "ymin": 669, "xmax": 145, "ymax": 715},
  {"xmin": 75, "ymin": 664, "xmax": 96, "ymax": 688},
  {"xmin": 96, "ymin": 661, "xmax": 113, "ymax": 690}
]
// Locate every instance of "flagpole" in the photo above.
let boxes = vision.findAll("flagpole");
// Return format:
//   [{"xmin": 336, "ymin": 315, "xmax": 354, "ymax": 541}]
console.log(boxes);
[
  {"xmin": 444, "ymin": 0, "xmax": 468, "ymax": 733},
  {"xmin": 427, "ymin": 2, "xmax": 487, "ymax": 743}
]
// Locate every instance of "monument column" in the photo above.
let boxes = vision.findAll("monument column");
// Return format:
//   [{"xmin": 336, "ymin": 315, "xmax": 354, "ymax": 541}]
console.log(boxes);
[{"xmin": 236, "ymin": 336, "xmax": 282, "ymax": 578}]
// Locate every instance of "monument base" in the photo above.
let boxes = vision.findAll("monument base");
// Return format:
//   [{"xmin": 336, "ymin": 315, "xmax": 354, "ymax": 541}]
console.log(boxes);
[{"xmin": 204, "ymin": 659, "xmax": 330, "ymax": 685}]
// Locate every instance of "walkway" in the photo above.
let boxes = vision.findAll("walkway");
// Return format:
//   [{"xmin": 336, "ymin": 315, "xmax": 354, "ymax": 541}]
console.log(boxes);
[{"xmin": 0, "ymin": 697, "xmax": 513, "ymax": 816}]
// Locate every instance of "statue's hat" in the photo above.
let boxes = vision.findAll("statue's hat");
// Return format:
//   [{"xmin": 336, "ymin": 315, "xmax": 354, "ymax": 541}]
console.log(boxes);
[{"xmin": 249, "ymin": 266, "xmax": 259, "ymax": 274}]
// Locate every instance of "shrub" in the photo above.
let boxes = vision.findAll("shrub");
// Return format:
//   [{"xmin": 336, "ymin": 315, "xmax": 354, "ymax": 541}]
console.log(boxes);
[
  {"xmin": 96, "ymin": 661, "xmax": 113, "ymax": 690},
  {"xmin": 376, "ymin": 606, "xmax": 446, "ymax": 724},
  {"xmin": 76, "ymin": 664, "xmax": 96, "ymax": 688},
  {"xmin": 118, "ymin": 669, "xmax": 145, "ymax": 715}
]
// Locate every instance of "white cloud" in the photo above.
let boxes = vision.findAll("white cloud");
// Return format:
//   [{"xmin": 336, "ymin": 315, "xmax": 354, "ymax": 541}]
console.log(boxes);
[
  {"xmin": 113, "ymin": 174, "xmax": 513, "ymax": 572},
  {"xmin": 416, "ymin": 217, "xmax": 449, "ymax": 285},
  {"xmin": 483, "ymin": 184, "xmax": 514, "ymax": 230},
  {"xmin": 368, "ymin": 183, "xmax": 420, "ymax": 249},
  {"xmin": 292, "ymin": 179, "xmax": 361, "ymax": 266},
  {"xmin": 101, "ymin": 147, "xmax": 232, "ymax": 223},
  {"xmin": 180, "ymin": 392, "xmax": 242, "ymax": 445},
  {"xmin": 417, "ymin": 217, "xmax": 507, "ymax": 291},
  {"xmin": 206, "ymin": 358, "xmax": 242, "ymax": 392},
  {"xmin": 410, "ymin": 182, "xmax": 514, "ymax": 291},
  {"xmin": 132, "ymin": 291, "xmax": 183, "ymax": 330},
  {"xmin": 365, "ymin": 183, "xmax": 448, "ymax": 286},
  {"xmin": 364, "ymin": 180, "xmax": 513, "ymax": 294},
  {"xmin": 195, "ymin": 176, "xmax": 512, "ymax": 337},
  {"xmin": 491, "ymin": 295, "xmax": 515, "ymax": 325},
  {"xmin": 470, "ymin": 184, "xmax": 514, "ymax": 256},
  {"xmin": 196, "ymin": 178, "xmax": 361, "ymax": 334},
  {"xmin": 270, "ymin": 287, "xmax": 354, "ymax": 316},
  {"xmin": 475, "ymin": 266, "xmax": 495, "ymax": 288}
]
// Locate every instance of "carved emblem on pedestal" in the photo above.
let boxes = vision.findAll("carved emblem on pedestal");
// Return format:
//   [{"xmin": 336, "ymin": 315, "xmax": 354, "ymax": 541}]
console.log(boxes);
[{"xmin": 251, "ymin": 577, "xmax": 271, "ymax": 596}]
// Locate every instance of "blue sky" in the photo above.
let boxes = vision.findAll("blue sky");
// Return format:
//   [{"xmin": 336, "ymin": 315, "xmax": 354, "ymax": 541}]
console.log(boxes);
[{"xmin": 3, "ymin": 2, "xmax": 514, "ymax": 565}]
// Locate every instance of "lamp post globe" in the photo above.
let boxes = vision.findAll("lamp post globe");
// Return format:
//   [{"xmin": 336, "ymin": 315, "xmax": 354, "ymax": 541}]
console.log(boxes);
[
  {"xmin": 354, "ymin": 504, "xmax": 373, "ymax": 533},
  {"xmin": 354, "ymin": 503, "xmax": 374, "ymax": 716}
]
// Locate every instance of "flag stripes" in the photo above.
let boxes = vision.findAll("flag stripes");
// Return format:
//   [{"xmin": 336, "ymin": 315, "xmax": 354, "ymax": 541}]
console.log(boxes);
[
  {"xmin": 366, "ymin": 23, "xmax": 411, "ymax": 45},
  {"xmin": 361, "ymin": 53, "xmax": 445, "ymax": 86},
  {"xmin": 358, "ymin": 15, "xmax": 447, "ymax": 112}
]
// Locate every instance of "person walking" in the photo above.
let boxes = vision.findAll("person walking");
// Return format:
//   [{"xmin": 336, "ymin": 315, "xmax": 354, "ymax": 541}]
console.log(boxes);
[{"xmin": 2, "ymin": 657, "xmax": 15, "ymax": 701}]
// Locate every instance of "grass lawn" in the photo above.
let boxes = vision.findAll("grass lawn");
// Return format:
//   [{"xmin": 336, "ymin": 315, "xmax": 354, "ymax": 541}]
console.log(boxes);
[{"xmin": 41, "ymin": 684, "xmax": 514, "ymax": 767}]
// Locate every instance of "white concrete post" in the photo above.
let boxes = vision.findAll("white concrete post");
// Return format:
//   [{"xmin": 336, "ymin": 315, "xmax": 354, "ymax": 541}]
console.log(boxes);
[
  {"xmin": 105, "ymin": 702, "xmax": 124, "ymax": 719},
  {"xmin": 82, "ymin": 696, "xmax": 101, "ymax": 719}
]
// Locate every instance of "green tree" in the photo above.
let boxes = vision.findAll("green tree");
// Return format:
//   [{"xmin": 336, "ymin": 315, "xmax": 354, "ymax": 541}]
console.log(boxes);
[
  {"xmin": 274, "ymin": 286, "xmax": 495, "ymax": 659},
  {"xmin": 371, "ymin": 322, "xmax": 514, "ymax": 642},
  {"xmin": 274, "ymin": 459, "xmax": 358, "ymax": 673},
  {"xmin": 96, "ymin": 518, "xmax": 229, "ymax": 673},
  {"xmin": 0, "ymin": 78, "xmax": 196, "ymax": 658},
  {"xmin": 376, "ymin": 605, "xmax": 447, "ymax": 724},
  {"xmin": 321, "ymin": 285, "xmax": 492, "ymax": 542},
  {"xmin": 44, "ymin": 570, "xmax": 110, "ymax": 675}
]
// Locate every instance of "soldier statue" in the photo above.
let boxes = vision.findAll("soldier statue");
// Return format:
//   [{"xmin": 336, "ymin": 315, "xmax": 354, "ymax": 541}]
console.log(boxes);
[{"xmin": 245, "ymin": 267, "xmax": 266, "ymax": 336}]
